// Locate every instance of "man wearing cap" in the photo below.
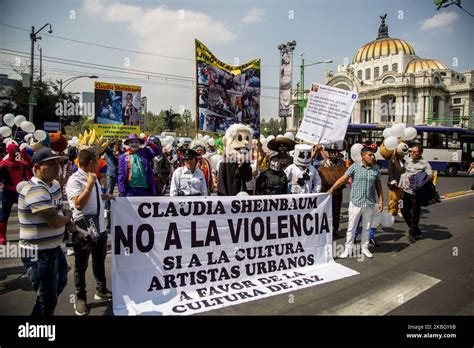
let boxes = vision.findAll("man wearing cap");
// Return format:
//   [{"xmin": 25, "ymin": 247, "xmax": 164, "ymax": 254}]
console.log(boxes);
[
  {"xmin": 170, "ymin": 149, "xmax": 207, "ymax": 196},
  {"xmin": 18, "ymin": 147, "xmax": 76, "ymax": 316},
  {"xmin": 118, "ymin": 133, "xmax": 159, "ymax": 197}
]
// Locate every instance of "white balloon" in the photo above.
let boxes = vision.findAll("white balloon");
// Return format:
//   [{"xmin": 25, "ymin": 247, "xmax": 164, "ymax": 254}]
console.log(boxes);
[
  {"xmin": 381, "ymin": 212, "xmax": 395, "ymax": 227},
  {"xmin": 371, "ymin": 211, "xmax": 381, "ymax": 228},
  {"xmin": 140, "ymin": 133, "xmax": 146, "ymax": 139},
  {"xmin": 403, "ymin": 127, "xmax": 417, "ymax": 141},
  {"xmin": 384, "ymin": 136, "xmax": 399, "ymax": 150},
  {"xmin": 33, "ymin": 130, "xmax": 47, "ymax": 142},
  {"xmin": 16, "ymin": 181, "xmax": 29, "ymax": 194},
  {"xmin": 208, "ymin": 138, "xmax": 215, "ymax": 146},
  {"xmin": 237, "ymin": 191, "xmax": 249, "ymax": 196},
  {"xmin": 390, "ymin": 124, "xmax": 405, "ymax": 138},
  {"xmin": 3, "ymin": 137, "xmax": 11, "ymax": 144},
  {"xmin": 19, "ymin": 143, "xmax": 28, "ymax": 151},
  {"xmin": 284, "ymin": 132, "xmax": 295, "ymax": 141},
  {"xmin": 68, "ymin": 140, "xmax": 73, "ymax": 147},
  {"xmin": 3, "ymin": 113, "xmax": 15, "ymax": 127},
  {"xmin": 382, "ymin": 128, "xmax": 393, "ymax": 139},
  {"xmin": 350, "ymin": 143, "xmax": 364, "ymax": 164},
  {"xmin": 72, "ymin": 136, "xmax": 79, "ymax": 142},
  {"xmin": 24, "ymin": 133, "xmax": 33, "ymax": 142},
  {"xmin": 276, "ymin": 134, "xmax": 283, "ymax": 138},
  {"xmin": 267, "ymin": 135, "xmax": 275, "ymax": 142},
  {"xmin": 14, "ymin": 115, "xmax": 26, "ymax": 127},
  {"xmin": 197, "ymin": 134, "xmax": 203, "ymax": 140},
  {"xmin": 20, "ymin": 121, "xmax": 35, "ymax": 133},
  {"xmin": 0, "ymin": 126, "xmax": 12, "ymax": 137},
  {"xmin": 202, "ymin": 135, "xmax": 210, "ymax": 142}
]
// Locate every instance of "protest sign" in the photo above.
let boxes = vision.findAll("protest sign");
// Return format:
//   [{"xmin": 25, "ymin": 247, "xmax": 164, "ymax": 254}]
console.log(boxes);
[
  {"xmin": 296, "ymin": 84, "xmax": 358, "ymax": 146},
  {"xmin": 94, "ymin": 82, "xmax": 142, "ymax": 138},
  {"xmin": 196, "ymin": 39, "xmax": 260, "ymax": 136},
  {"xmin": 111, "ymin": 194, "xmax": 358, "ymax": 315}
]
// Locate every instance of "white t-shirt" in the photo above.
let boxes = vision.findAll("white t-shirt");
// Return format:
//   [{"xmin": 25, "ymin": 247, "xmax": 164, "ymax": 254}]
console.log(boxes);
[{"xmin": 66, "ymin": 168, "xmax": 105, "ymax": 233}]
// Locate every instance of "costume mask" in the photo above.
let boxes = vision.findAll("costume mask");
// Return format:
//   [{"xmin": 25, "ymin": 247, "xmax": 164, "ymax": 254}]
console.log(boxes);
[{"xmin": 293, "ymin": 144, "xmax": 312, "ymax": 167}]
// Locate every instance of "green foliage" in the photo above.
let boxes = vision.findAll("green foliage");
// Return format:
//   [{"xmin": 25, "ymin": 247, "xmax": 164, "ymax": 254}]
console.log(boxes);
[{"xmin": 261, "ymin": 118, "xmax": 285, "ymax": 136}]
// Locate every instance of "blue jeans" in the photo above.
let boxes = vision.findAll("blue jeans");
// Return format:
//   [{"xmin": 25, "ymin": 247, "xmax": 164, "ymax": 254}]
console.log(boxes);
[
  {"xmin": 22, "ymin": 246, "xmax": 68, "ymax": 316},
  {"xmin": 105, "ymin": 176, "xmax": 117, "ymax": 210}
]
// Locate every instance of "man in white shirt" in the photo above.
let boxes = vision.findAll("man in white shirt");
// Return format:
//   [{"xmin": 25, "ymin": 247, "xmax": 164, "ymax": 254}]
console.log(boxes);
[
  {"xmin": 66, "ymin": 149, "xmax": 115, "ymax": 316},
  {"xmin": 170, "ymin": 149, "xmax": 207, "ymax": 196}
]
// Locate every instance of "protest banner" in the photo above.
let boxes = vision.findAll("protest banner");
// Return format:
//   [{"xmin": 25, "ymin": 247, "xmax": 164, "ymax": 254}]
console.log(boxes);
[
  {"xmin": 195, "ymin": 39, "xmax": 260, "ymax": 136},
  {"xmin": 111, "ymin": 193, "xmax": 358, "ymax": 315},
  {"xmin": 296, "ymin": 84, "xmax": 358, "ymax": 146},
  {"xmin": 94, "ymin": 82, "xmax": 141, "ymax": 138}
]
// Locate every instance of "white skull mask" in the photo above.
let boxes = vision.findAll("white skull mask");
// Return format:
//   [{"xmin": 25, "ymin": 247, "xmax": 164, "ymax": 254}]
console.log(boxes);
[{"xmin": 294, "ymin": 144, "xmax": 312, "ymax": 167}]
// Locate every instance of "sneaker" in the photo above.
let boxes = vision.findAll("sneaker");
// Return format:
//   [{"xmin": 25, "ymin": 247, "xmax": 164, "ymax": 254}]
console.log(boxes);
[
  {"xmin": 339, "ymin": 247, "xmax": 352, "ymax": 259},
  {"xmin": 408, "ymin": 235, "xmax": 416, "ymax": 244},
  {"xmin": 94, "ymin": 288, "xmax": 112, "ymax": 301},
  {"xmin": 361, "ymin": 248, "xmax": 373, "ymax": 258},
  {"xmin": 414, "ymin": 234, "xmax": 422, "ymax": 241},
  {"xmin": 74, "ymin": 298, "xmax": 89, "ymax": 316},
  {"xmin": 66, "ymin": 247, "xmax": 74, "ymax": 256},
  {"xmin": 397, "ymin": 212, "xmax": 403, "ymax": 217},
  {"xmin": 369, "ymin": 238, "xmax": 380, "ymax": 247}
]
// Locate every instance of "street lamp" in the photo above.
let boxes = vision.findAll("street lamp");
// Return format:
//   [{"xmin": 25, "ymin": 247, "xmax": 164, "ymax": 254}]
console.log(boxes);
[
  {"xmin": 58, "ymin": 75, "xmax": 98, "ymax": 131},
  {"xmin": 299, "ymin": 54, "xmax": 332, "ymax": 127},
  {"xmin": 277, "ymin": 40, "xmax": 297, "ymax": 133},
  {"xmin": 29, "ymin": 23, "xmax": 53, "ymax": 123}
]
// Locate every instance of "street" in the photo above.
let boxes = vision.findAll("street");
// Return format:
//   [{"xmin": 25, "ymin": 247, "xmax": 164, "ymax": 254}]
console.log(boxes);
[{"xmin": 0, "ymin": 174, "xmax": 473, "ymax": 316}]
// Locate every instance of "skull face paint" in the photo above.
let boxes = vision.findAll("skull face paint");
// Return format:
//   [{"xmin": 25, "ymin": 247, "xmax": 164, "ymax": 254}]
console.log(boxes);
[{"xmin": 293, "ymin": 144, "xmax": 312, "ymax": 167}]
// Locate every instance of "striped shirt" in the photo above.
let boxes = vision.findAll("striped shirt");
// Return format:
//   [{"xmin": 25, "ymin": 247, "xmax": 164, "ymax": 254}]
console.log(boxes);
[
  {"xmin": 18, "ymin": 177, "xmax": 65, "ymax": 250},
  {"xmin": 345, "ymin": 163, "xmax": 381, "ymax": 208}
]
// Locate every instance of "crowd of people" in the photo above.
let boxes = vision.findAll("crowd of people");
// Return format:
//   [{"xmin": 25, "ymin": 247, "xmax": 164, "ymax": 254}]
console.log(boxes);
[{"xmin": 0, "ymin": 123, "xmax": 437, "ymax": 316}]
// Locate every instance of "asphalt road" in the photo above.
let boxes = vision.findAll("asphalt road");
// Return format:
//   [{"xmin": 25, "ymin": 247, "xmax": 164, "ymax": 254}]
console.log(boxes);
[{"xmin": 0, "ymin": 173, "xmax": 473, "ymax": 316}]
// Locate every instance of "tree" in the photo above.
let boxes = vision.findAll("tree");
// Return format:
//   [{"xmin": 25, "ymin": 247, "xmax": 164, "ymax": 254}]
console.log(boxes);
[{"xmin": 261, "ymin": 118, "xmax": 284, "ymax": 136}]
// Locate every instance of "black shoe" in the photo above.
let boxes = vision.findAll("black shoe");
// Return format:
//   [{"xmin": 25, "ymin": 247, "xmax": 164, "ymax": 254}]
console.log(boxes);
[
  {"xmin": 414, "ymin": 234, "xmax": 422, "ymax": 241},
  {"xmin": 408, "ymin": 235, "xmax": 416, "ymax": 244},
  {"xmin": 370, "ymin": 238, "xmax": 380, "ymax": 247}
]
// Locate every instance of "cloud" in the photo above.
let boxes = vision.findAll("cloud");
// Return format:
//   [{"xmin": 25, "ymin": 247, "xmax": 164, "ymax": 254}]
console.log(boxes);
[
  {"xmin": 242, "ymin": 8, "xmax": 266, "ymax": 23},
  {"xmin": 421, "ymin": 11, "xmax": 459, "ymax": 31},
  {"xmin": 82, "ymin": 0, "xmax": 235, "ymax": 115}
]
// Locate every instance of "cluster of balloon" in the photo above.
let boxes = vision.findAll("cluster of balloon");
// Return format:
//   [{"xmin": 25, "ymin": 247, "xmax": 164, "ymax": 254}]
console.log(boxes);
[
  {"xmin": 1, "ymin": 114, "xmax": 36, "ymax": 146},
  {"xmin": 371, "ymin": 211, "xmax": 395, "ymax": 228},
  {"xmin": 68, "ymin": 136, "xmax": 80, "ymax": 148},
  {"xmin": 383, "ymin": 124, "xmax": 417, "ymax": 151}
]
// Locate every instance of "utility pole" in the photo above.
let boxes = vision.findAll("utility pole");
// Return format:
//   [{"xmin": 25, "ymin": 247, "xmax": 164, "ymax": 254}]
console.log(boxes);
[{"xmin": 39, "ymin": 46, "xmax": 42, "ymax": 84}]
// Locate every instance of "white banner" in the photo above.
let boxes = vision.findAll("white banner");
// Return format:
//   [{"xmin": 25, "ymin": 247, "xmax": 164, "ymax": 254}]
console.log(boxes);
[
  {"xmin": 111, "ymin": 194, "xmax": 358, "ymax": 315},
  {"xmin": 296, "ymin": 83, "xmax": 358, "ymax": 146}
]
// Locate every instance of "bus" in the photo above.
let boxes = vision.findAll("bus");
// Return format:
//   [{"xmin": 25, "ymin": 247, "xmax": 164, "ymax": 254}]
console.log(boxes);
[{"xmin": 345, "ymin": 124, "xmax": 474, "ymax": 176}]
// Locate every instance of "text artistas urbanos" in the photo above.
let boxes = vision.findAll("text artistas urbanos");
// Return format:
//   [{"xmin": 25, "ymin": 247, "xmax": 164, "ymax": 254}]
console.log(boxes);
[{"xmin": 111, "ymin": 194, "xmax": 356, "ymax": 315}]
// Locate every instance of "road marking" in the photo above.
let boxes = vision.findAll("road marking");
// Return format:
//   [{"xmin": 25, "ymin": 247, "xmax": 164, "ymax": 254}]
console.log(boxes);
[
  {"xmin": 320, "ymin": 271, "xmax": 441, "ymax": 315},
  {"xmin": 441, "ymin": 192, "xmax": 474, "ymax": 201}
]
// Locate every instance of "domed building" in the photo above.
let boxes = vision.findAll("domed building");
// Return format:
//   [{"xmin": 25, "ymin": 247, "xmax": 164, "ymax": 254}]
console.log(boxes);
[{"xmin": 288, "ymin": 15, "xmax": 473, "ymax": 130}]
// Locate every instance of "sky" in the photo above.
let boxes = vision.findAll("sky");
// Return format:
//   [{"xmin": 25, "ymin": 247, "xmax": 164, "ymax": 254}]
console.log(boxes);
[{"xmin": 0, "ymin": 0, "xmax": 473, "ymax": 121}]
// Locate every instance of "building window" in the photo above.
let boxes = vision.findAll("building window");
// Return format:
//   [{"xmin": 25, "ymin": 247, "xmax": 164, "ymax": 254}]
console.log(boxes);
[
  {"xmin": 453, "ymin": 98, "xmax": 461, "ymax": 104},
  {"xmin": 365, "ymin": 68, "xmax": 371, "ymax": 80},
  {"xmin": 357, "ymin": 70, "xmax": 362, "ymax": 80},
  {"xmin": 392, "ymin": 63, "xmax": 398, "ymax": 73},
  {"xmin": 382, "ymin": 76, "xmax": 395, "ymax": 84},
  {"xmin": 383, "ymin": 65, "xmax": 389, "ymax": 73},
  {"xmin": 374, "ymin": 67, "xmax": 380, "ymax": 78},
  {"xmin": 434, "ymin": 76, "xmax": 440, "ymax": 84},
  {"xmin": 453, "ymin": 109, "xmax": 461, "ymax": 124},
  {"xmin": 441, "ymin": 72, "xmax": 446, "ymax": 76}
]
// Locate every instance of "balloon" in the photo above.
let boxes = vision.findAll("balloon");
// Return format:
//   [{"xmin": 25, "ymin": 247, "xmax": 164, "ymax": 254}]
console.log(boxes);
[
  {"xmin": 202, "ymin": 135, "xmax": 210, "ymax": 142},
  {"xmin": 276, "ymin": 134, "xmax": 283, "ymax": 138},
  {"xmin": 382, "ymin": 128, "xmax": 392, "ymax": 139},
  {"xmin": 284, "ymin": 132, "xmax": 295, "ymax": 141},
  {"xmin": 390, "ymin": 124, "xmax": 405, "ymax": 138},
  {"xmin": 139, "ymin": 133, "xmax": 146, "ymax": 139},
  {"xmin": 197, "ymin": 134, "xmax": 203, "ymax": 140},
  {"xmin": 72, "ymin": 136, "xmax": 79, "ymax": 142},
  {"xmin": 266, "ymin": 135, "xmax": 275, "ymax": 142},
  {"xmin": 16, "ymin": 181, "xmax": 29, "ymax": 194},
  {"xmin": 371, "ymin": 211, "xmax": 381, "ymax": 228},
  {"xmin": 67, "ymin": 140, "xmax": 73, "ymax": 147},
  {"xmin": 350, "ymin": 143, "xmax": 364, "ymax": 164},
  {"xmin": 0, "ymin": 126, "xmax": 12, "ymax": 137},
  {"xmin": 237, "ymin": 191, "xmax": 249, "ymax": 196},
  {"xmin": 3, "ymin": 137, "xmax": 11, "ymax": 144},
  {"xmin": 208, "ymin": 138, "xmax": 215, "ymax": 147},
  {"xmin": 3, "ymin": 113, "xmax": 15, "ymax": 127},
  {"xmin": 14, "ymin": 115, "xmax": 26, "ymax": 127},
  {"xmin": 20, "ymin": 121, "xmax": 35, "ymax": 133},
  {"xmin": 33, "ymin": 130, "xmax": 47, "ymax": 142},
  {"xmin": 24, "ymin": 133, "xmax": 33, "ymax": 142},
  {"xmin": 403, "ymin": 127, "xmax": 417, "ymax": 141},
  {"xmin": 381, "ymin": 212, "xmax": 395, "ymax": 227},
  {"xmin": 384, "ymin": 136, "xmax": 398, "ymax": 150}
]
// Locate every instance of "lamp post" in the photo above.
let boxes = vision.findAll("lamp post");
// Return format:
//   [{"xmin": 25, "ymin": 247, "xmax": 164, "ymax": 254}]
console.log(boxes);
[
  {"xmin": 298, "ymin": 54, "xmax": 332, "ymax": 128},
  {"xmin": 58, "ymin": 75, "xmax": 98, "ymax": 131},
  {"xmin": 29, "ymin": 23, "xmax": 53, "ymax": 123},
  {"xmin": 277, "ymin": 41, "xmax": 297, "ymax": 133}
]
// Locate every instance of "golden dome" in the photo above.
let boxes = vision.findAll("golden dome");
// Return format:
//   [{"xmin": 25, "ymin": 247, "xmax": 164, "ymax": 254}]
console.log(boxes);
[
  {"xmin": 405, "ymin": 59, "xmax": 448, "ymax": 74},
  {"xmin": 353, "ymin": 38, "xmax": 415, "ymax": 63}
]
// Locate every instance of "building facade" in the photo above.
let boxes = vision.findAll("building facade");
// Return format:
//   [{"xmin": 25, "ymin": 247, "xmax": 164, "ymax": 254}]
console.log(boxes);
[{"xmin": 288, "ymin": 16, "xmax": 473, "ymax": 131}]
